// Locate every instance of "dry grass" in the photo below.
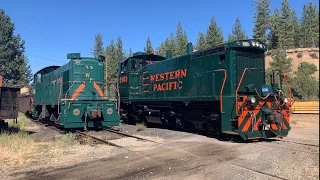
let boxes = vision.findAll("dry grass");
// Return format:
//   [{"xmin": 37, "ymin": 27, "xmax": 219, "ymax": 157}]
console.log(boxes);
[
  {"xmin": 0, "ymin": 114, "xmax": 81, "ymax": 172},
  {"xmin": 0, "ymin": 113, "xmax": 123, "ymax": 173},
  {"xmin": 0, "ymin": 132, "xmax": 82, "ymax": 172},
  {"xmin": 136, "ymin": 123, "xmax": 147, "ymax": 131},
  {"xmin": 0, "ymin": 131, "xmax": 35, "ymax": 168}
]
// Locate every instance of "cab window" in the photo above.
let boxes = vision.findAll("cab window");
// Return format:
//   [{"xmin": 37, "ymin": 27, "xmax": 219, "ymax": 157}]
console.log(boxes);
[
  {"xmin": 120, "ymin": 60, "xmax": 128, "ymax": 73},
  {"xmin": 37, "ymin": 73, "xmax": 42, "ymax": 83},
  {"xmin": 131, "ymin": 59, "xmax": 139, "ymax": 71}
]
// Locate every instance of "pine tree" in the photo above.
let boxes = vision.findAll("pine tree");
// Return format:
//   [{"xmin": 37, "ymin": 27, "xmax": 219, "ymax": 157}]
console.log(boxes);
[
  {"xmin": 227, "ymin": 34, "xmax": 235, "ymax": 42},
  {"xmin": 269, "ymin": 48, "xmax": 293, "ymax": 75},
  {"xmin": 253, "ymin": 0, "xmax": 270, "ymax": 44},
  {"xmin": 116, "ymin": 36, "xmax": 126, "ymax": 62},
  {"xmin": 128, "ymin": 48, "xmax": 133, "ymax": 57},
  {"xmin": 196, "ymin": 32, "xmax": 207, "ymax": 51},
  {"xmin": 228, "ymin": 18, "xmax": 248, "ymax": 42},
  {"xmin": 157, "ymin": 41, "xmax": 166, "ymax": 57},
  {"xmin": 301, "ymin": 2, "xmax": 319, "ymax": 47},
  {"xmin": 0, "ymin": 9, "xmax": 32, "ymax": 86},
  {"xmin": 279, "ymin": 0, "xmax": 295, "ymax": 49},
  {"xmin": 19, "ymin": 56, "xmax": 33, "ymax": 84},
  {"xmin": 104, "ymin": 40, "xmax": 114, "ymax": 96},
  {"xmin": 206, "ymin": 17, "xmax": 224, "ymax": 48},
  {"xmin": 144, "ymin": 36, "xmax": 153, "ymax": 52},
  {"xmin": 92, "ymin": 33, "xmax": 104, "ymax": 59},
  {"xmin": 268, "ymin": 8, "xmax": 281, "ymax": 49},
  {"xmin": 175, "ymin": 22, "xmax": 188, "ymax": 56},
  {"xmin": 155, "ymin": 43, "xmax": 162, "ymax": 56},
  {"xmin": 105, "ymin": 40, "xmax": 117, "ymax": 83},
  {"xmin": 168, "ymin": 33, "xmax": 176, "ymax": 56},
  {"xmin": 291, "ymin": 10, "xmax": 301, "ymax": 48}
]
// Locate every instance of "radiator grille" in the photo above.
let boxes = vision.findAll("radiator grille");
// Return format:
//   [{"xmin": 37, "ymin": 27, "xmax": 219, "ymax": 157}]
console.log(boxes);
[{"xmin": 235, "ymin": 50, "xmax": 265, "ymax": 94}]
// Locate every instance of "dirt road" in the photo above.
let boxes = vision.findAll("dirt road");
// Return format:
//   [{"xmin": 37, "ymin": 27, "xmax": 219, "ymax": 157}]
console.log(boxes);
[{"xmin": 8, "ymin": 124, "xmax": 319, "ymax": 180}]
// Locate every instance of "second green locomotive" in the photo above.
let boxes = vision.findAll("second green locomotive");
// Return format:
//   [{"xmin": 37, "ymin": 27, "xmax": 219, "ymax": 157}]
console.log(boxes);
[
  {"xmin": 118, "ymin": 39, "xmax": 294, "ymax": 140},
  {"xmin": 32, "ymin": 53, "xmax": 120, "ymax": 129}
]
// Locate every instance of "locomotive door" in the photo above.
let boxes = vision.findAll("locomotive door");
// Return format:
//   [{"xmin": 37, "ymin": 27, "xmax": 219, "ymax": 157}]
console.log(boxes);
[
  {"xmin": 129, "ymin": 58, "xmax": 141, "ymax": 99},
  {"xmin": 129, "ymin": 71, "xmax": 140, "ymax": 98}
]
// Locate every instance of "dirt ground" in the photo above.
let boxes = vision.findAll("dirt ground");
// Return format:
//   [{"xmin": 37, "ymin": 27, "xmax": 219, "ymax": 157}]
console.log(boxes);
[{"xmin": 1, "ymin": 114, "xmax": 319, "ymax": 180}]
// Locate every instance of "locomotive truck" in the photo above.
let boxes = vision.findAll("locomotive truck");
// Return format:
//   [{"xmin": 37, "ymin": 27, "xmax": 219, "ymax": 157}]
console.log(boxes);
[
  {"xmin": 32, "ymin": 53, "xmax": 120, "ymax": 129},
  {"xmin": 118, "ymin": 39, "xmax": 294, "ymax": 140}
]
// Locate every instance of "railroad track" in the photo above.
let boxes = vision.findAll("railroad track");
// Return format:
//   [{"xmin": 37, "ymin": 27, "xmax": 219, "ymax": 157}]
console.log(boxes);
[
  {"xmin": 31, "ymin": 120, "xmax": 128, "ymax": 149},
  {"xmin": 105, "ymin": 128, "xmax": 162, "ymax": 144},
  {"xmin": 74, "ymin": 130, "xmax": 124, "ymax": 148},
  {"xmin": 231, "ymin": 164, "xmax": 289, "ymax": 180},
  {"xmin": 254, "ymin": 139, "xmax": 319, "ymax": 155},
  {"xmin": 280, "ymin": 139, "xmax": 319, "ymax": 147},
  {"xmin": 32, "ymin": 120, "xmax": 64, "ymax": 133},
  {"xmin": 31, "ymin": 119, "xmax": 162, "ymax": 151}
]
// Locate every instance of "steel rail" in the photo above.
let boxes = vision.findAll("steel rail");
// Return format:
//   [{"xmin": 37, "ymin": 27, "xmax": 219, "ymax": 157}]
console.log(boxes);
[
  {"xmin": 231, "ymin": 164, "xmax": 289, "ymax": 180},
  {"xmin": 106, "ymin": 128, "xmax": 161, "ymax": 144},
  {"xmin": 75, "ymin": 130, "xmax": 124, "ymax": 148}
]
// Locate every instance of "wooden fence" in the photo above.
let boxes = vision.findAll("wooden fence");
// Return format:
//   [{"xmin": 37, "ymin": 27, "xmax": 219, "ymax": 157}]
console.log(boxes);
[{"xmin": 291, "ymin": 101, "xmax": 319, "ymax": 114}]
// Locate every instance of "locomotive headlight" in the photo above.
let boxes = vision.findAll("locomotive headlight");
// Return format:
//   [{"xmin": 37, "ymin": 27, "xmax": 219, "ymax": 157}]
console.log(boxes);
[
  {"xmin": 284, "ymin": 98, "xmax": 289, "ymax": 103},
  {"xmin": 249, "ymin": 96, "xmax": 256, "ymax": 104},
  {"xmin": 261, "ymin": 84, "xmax": 270, "ymax": 97}
]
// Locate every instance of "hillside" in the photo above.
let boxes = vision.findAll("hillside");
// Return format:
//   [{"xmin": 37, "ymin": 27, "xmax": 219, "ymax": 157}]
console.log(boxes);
[{"xmin": 265, "ymin": 48, "xmax": 319, "ymax": 79}]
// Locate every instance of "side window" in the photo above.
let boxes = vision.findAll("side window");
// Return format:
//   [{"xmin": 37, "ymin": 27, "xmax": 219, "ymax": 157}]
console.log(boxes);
[
  {"xmin": 131, "ymin": 59, "xmax": 138, "ymax": 70},
  {"xmin": 219, "ymin": 54, "xmax": 226, "ymax": 64},
  {"xmin": 138, "ymin": 60, "xmax": 143, "ymax": 69},
  {"xmin": 121, "ymin": 61, "xmax": 128, "ymax": 72},
  {"xmin": 37, "ymin": 73, "xmax": 42, "ymax": 83}
]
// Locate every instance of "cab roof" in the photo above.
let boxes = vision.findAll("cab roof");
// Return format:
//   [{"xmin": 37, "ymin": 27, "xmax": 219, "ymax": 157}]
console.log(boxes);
[
  {"xmin": 34, "ymin": 65, "xmax": 61, "ymax": 75},
  {"xmin": 119, "ymin": 52, "xmax": 166, "ymax": 64}
]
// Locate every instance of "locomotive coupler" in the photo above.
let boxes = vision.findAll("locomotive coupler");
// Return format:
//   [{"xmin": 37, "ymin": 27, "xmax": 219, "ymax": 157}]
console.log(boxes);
[
  {"xmin": 268, "ymin": 112, "xmax": 284, "ymax": 125},
  {"xmin": 262, "ymin": 106, "xmax": 284, "ymax": 125},
  {"xmin": 86, "ymin": 105, "xmax": 102, "ymax": 119}
]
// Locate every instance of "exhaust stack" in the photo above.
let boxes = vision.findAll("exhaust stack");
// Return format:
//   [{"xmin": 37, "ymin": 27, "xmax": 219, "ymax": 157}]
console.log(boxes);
[
  {"xmin": 186, "ymin": 43, "xmax": 193, "ymax": 54},
  {"xmin": 166, "ymin": 50, "xmax": 172, "ymax": 59}
]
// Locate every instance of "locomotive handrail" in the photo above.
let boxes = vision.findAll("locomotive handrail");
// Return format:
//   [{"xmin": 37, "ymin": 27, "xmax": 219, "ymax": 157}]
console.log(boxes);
[
  {"xmin": 281, "ymin": 72, "xmax": 295, "ymax": 115},
  {"xmin": 235, "ymin": 68, "xmax": 264, "ymax": 116},
  {"xmin": 63, "ymin": 81, "xmax": 78, "ymax": 100},
  {"xmin": 214, "ymin": 69, "xmax": 227, "ymax": 113},
  {"xmin": 281, "ymin": 72, "xmax": 293, "ymax": 101},
  {"xmin": 235, "ymin": 68, "xmax": 248, "ymax": 116},
  {"xmin": 58, "ymin": 79, "xmax": 62, "ymax": 114},
  {"xmin": 115, "ymin": 82, "xmax": 120, "ymax": 114}
]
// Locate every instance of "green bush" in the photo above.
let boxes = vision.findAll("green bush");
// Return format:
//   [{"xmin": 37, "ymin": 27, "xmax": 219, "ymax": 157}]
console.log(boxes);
[
  {"xmin": 291, "ymin": 62, "xmax": 319, "ymax": 101},
  {"xmin": 136, "ymin": 123, "xmax": 146, "ymax": 131},
  {"xmin": 59, "ymin": 133, "xmax": 77, "ymax": 146}
]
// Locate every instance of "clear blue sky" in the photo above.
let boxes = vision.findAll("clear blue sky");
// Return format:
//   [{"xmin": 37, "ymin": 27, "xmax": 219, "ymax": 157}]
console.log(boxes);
[{"xmin": 1, "ymin": 0, "xmax": 319, "ymax": 74}]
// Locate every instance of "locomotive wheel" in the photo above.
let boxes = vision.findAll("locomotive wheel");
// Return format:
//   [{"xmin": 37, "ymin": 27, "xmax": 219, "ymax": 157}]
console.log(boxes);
[
  {"xmin": 175, "ymin": 117, "xmax": 185, "ymax": 130},
  {"xmin": 121, "ymin": 115, "xmax": 129, "ymax": 124},
  {"xmin": 167, "ymin": 117, "xmax": 176, "ymax": 130}
]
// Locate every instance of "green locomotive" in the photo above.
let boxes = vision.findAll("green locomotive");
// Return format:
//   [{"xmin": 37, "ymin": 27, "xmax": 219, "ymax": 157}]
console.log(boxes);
[
  {"xmin": 118, "ymin": 39, "xmax": 294, "ymax": 140},
  {"xmin": 32, "ymin": 53, "xmax": 120, "ymax": 129}
]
